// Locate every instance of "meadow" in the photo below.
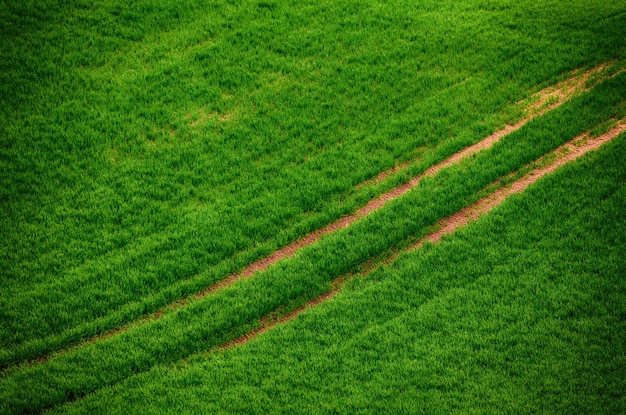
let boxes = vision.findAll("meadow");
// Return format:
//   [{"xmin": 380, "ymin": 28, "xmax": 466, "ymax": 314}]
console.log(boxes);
[
  {"xmin": 1, "ymin": 0, "xmax": 625, "ymax": 413},
  {"xmin": 54, "ymin": 119, "xmax": 626, "ymax": 415}
]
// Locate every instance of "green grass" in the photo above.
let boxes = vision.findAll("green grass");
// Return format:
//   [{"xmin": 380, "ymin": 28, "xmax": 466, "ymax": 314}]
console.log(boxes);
[
  {"xmin": 1, "ymin": 71, "xmax": 625, "ymax": 414},
  {"xmin": 1, "ymin": 0, "xmax": 626, "ymax": 413},
  {"xmin": 2, "ymin": 0, "xmax": 626, "ymax": 367},
  {"xmin": 50, "ymin": 122, "xmax": 626, "ymax": 415}
]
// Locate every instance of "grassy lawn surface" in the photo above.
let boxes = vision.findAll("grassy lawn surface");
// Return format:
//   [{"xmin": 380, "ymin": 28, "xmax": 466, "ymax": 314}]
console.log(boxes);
[
  {"xmin": 2, "ymin": 0, "xmax": 625, "ymax": 360},
  {"xmin": 52, "ymin": 118, "xmax": 626, "ymax": 415},
  {"xmin": 2, "ymin": 70, "xmax": 625, "ymax": 415},
  {"xmin": 1, "ymin": 0, "xmax": 626, "ymax": 413}
]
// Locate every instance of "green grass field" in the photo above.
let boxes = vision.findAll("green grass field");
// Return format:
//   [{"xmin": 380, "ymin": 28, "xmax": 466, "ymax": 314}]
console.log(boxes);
[
  {"xmin": 53, "ymin": 122, "xmax": 626, "ymax": 415},
  {"xmin": 1, "ymin": 0, "xmax": 625, "ymax": 413}
]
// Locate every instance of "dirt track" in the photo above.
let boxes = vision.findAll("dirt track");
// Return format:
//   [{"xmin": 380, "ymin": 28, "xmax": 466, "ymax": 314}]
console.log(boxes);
[
  {"xmin": 200, "ymin": 62, "xmax": 615, "ymax": 293},
  {"xmin": 417, "ymin": 120, "xmax": 626, "ymax": 247},
  {"xmin": 24, "ymin": 62, "xmax": 617, "ymax": 366},
  {"xmin": 217, "ymin": 119, "xmax": 626, "ymax": 350},
  {"xmin": 200, "ymin": 63, "xmax": 615, "ymax": 296}
]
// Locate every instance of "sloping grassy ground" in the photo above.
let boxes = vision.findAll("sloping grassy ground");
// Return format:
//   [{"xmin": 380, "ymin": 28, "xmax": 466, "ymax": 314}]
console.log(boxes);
[
  {"xmin": 2, "ymin": 0, "xmax": 626, "ymax": 413},
  {"xmin": 2, "ymin": 0, "xmax": 626, "ymax": 367},
  {"xmin": 53, "ymin": 128, "xmax": 626, "ymax": 414},
  {"xmin": 1, "ymin": 71, "xmax": 625, "ymax": 414}
]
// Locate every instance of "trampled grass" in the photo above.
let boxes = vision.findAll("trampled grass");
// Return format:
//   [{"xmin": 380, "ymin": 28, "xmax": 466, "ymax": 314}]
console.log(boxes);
[{"xmin": 1, "ymin": 0, "xmax": 626, "ymax": 413}]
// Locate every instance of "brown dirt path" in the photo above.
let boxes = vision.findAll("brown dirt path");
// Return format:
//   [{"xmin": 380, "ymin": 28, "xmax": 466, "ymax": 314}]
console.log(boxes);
[{"xmin": 215, "ymin": 119, "xmax": 626, "ymax": 351}]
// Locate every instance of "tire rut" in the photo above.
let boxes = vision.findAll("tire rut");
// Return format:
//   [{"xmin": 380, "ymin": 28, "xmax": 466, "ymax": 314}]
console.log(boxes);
[
  {"xmin": 16, "ymin": 61, "xmax": 617, "ymax": 369},
  {"xmin": 215, "ymin": 119, "xmax": 626, "ymax": 351},
  {"xmin": 191, "ymin": 64, "xmax": 614, "ymax": 297}
]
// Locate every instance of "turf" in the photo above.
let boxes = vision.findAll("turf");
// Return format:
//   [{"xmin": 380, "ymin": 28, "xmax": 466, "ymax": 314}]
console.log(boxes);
[
  {"xmin": 1, "ymin": 71, "xmax": 625, "ymax": 414},
  {"xmin": 51, "ymin": 106, "xmax": 626, "ymax": 415},
  {"xmin": 1, "ymin": 0, "xmax": 626, "ymax": 413},
  {"xmin": 2, "ymin": 0, "xmax": 626, "ymax": 364}
]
